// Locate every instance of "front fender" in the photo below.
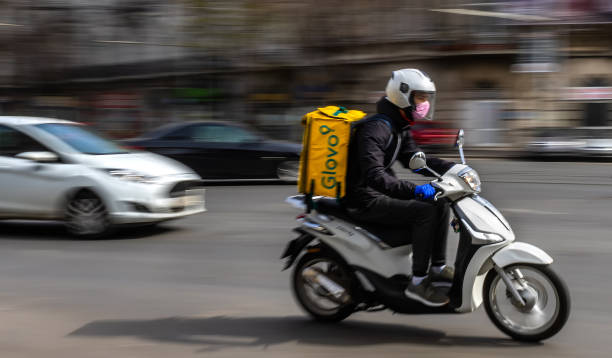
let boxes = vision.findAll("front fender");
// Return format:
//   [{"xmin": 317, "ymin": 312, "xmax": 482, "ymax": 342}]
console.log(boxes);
[{"xmin": 491, "ymin": 242, "xmax": 553, "ymax": 268}]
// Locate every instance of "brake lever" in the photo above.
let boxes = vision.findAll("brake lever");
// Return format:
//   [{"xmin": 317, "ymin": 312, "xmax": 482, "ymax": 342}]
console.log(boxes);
[{"xmin": 431, "ymin": 180, "xmax": 444, "ymax": 201}]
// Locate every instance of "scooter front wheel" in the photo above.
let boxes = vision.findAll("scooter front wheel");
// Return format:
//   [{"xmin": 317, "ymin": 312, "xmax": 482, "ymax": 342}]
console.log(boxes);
[
  {"xmin": 292, "ymin": 252, "xmax": 357, "ymax": 323},
  {"xmin": 483, "ymin": 264, "xmax": 570, "ymax": 342}
]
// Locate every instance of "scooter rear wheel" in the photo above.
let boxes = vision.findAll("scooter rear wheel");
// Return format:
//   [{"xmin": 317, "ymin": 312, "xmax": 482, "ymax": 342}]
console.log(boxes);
[
  {"xmin": 483, "ymin": 264, "xmax": 570, "ymax": 342},
  {"xmin": 292, "ymin": 252, "xmax": 357, "ymax": 322}
]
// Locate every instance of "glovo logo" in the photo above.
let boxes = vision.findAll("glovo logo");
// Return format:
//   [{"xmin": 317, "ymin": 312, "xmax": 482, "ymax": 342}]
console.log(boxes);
[{"xmin": 319, "ymin": 124, "xmax": 339, "ymax": 189}]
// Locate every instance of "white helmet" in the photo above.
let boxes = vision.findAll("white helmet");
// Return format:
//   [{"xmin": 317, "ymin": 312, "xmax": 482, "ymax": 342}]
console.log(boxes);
[{"xmin": 385, "ymin": 68, "xmax": 436, "ymax": 120}]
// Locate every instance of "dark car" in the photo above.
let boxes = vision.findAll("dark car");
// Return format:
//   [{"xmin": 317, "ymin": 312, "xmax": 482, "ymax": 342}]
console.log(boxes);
[{"xmin": 122, "ymin": 121, "xmax": 301, "ymax": 181}]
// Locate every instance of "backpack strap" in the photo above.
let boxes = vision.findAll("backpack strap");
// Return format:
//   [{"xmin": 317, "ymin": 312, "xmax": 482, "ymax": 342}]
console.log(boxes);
[
  {"xmin": 385, "ymin": 132, "xmax": 401, "ymax": 171},
  {"xmin": 352, "ymin": 114, "xmax": 401, "ymax": 170},
  {"xmin": 353, "ymin": 114, "xmax": 394, "ymax": 150}
]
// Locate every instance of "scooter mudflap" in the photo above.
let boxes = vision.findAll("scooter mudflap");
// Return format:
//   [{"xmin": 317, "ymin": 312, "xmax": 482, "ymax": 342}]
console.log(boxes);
[{"xmin": 450, "ymin": 218, "xmax": 461, "ymax": 233}]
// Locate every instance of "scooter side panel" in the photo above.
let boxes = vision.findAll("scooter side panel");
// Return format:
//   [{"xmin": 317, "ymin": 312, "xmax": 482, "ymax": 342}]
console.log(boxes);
[
  {"xmin": 304, "ymin": 216, "xmax": 413, "ymax": 278},
  {"xmin": 322, "ymin": 237, "xmax": 413, "ymax": 278},
  {"xmin": 491, "ymin": 242, "xmax": 553, "ymax": 268}
]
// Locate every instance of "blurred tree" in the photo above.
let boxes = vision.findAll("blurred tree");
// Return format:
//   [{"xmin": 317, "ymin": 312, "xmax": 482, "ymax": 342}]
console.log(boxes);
[{"xmin": 180, "ymin": 0, "xmax": 256, "ymax": 54}]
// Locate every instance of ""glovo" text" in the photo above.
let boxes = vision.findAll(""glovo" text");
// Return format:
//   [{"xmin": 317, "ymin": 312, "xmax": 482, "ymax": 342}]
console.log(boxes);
[{"xmin": 319, "ymin": 124, "xmax": 339, "ymax": 189}]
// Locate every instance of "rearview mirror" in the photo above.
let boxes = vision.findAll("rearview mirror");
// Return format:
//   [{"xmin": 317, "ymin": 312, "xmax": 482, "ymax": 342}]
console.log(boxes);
[
  {"xmin": 408, "ymin": 152, "xmax": 427, "ymax": 171},
  {"xmin": 456, "ymin": 129, "xmax": 466, "ymax": 164},
  {"xmin": 456, "ymin": 129, "xmax": 465, "ymax": 148},
  {"xmin": 16, "ymin": 151, "xmax": 59, "ymax": 163}
]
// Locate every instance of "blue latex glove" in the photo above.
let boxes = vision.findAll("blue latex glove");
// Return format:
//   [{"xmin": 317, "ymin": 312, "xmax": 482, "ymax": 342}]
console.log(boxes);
[{"xmin": 414, "ymin": 183, "xmax": 436, "ymax": 200}]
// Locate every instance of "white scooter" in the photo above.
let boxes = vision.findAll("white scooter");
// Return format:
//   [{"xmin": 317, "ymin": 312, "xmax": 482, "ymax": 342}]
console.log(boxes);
[{"xmin": 282, "ymin": 130, "xmax": 570, "ymax": 342}]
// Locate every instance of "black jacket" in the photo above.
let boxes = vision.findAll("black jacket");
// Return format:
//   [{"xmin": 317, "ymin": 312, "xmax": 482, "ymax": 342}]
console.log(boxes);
[{"xmin": 344, "ymin": 97, "xmax": 454, "ymax": 209}]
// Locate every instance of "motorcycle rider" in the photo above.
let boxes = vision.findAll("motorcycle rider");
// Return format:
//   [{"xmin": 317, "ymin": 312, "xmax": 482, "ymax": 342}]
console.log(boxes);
[{"xmin": 344, "ymin": 68, "xmax": 455, "ymax": 307}]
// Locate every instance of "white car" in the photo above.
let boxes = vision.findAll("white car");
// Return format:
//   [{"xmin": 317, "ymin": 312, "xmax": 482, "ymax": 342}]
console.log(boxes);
[{"xmin": 0, "ymin": 116, "xmax": 206, "ymax": 237}]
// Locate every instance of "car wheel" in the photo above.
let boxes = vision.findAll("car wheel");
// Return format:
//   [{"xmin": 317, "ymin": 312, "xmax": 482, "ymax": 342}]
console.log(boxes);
[
  {"xmin": 277, "ymin": 160, "xmax": 299, "ymax": 182},
  {"xmin": 65, "ymin": 190, "xmax": 111, "ymax": 238}
]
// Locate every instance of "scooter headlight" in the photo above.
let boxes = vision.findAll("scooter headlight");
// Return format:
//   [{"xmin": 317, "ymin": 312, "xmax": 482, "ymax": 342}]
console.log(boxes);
[{"xmin": 459, "ymin": 168, "xmax": 481, "ymax": 192}]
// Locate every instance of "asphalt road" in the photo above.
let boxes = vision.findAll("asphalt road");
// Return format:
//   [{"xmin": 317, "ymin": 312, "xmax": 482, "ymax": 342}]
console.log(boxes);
[{"xmin": 1, "ymin": 159, "xmax": 611, "ymax": 358}]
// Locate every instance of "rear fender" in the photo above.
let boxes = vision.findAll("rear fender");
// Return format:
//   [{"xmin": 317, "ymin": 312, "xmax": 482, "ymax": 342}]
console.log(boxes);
[
  {"xmin": 281, "ymin": 229, "xmax": 317, "ymax": 270},
  {"xmin": 281, "ymin": 229, "xmax": 353, "ymax": 271}
]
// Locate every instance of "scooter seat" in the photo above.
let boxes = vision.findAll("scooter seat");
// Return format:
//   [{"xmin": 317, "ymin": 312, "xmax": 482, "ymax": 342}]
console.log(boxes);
[{"xmin": 314, "ymin": 198, "xmax": 411, "ymax": 248}]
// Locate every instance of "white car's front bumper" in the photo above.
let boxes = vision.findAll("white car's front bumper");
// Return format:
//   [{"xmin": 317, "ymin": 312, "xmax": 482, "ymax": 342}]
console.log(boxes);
[
  {"xmin": 110, "ymin": 205, "xmax": 206, "ymax": 224},
  {"xmin": 105, "ymin": 180, "xmax": 207, "ymax": 224}
]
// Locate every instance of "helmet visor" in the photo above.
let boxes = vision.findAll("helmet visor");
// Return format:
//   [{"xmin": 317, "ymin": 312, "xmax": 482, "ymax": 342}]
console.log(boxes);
[{"xmin": 411, "ymin": 91, "xmax": 436, "ymax": 121}]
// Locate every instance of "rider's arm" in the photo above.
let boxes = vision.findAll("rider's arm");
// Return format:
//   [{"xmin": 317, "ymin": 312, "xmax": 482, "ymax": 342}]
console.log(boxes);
[
  {"xmin": 397, "ymin": 131, "xmax": 455, "ymax": 177},
  {"xmin": 357, "ymin": 121, "xmax": 416, "ymax": 199}
]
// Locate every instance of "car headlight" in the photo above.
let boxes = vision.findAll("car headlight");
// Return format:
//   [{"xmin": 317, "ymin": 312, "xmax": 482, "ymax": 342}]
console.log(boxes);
[
  {"xmin": 101, "ymin": 169, "xmax": 161, "ymax": 184},
  {"xmin": 459, "ymin": 168, "xmax": 481, "ymax": 192}
]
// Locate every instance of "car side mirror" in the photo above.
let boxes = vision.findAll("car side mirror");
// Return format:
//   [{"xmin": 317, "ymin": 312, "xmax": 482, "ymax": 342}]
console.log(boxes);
[
  {"xmin": 15, "ymin": 151, "xmax": 59, "ymax": 163},
  {"xmin": 408, "ymin": 152, "xmax": 427, "ymax": 171}
]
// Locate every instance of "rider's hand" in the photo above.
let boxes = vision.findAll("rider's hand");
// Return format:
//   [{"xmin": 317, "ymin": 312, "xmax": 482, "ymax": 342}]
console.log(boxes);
[{"xmin": 414, "ymin": 184, "xmax": 436, "ymax": 200}]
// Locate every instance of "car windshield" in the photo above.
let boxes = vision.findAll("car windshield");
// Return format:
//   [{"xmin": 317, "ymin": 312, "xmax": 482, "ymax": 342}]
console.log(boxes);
[
  {"xmin": 36, "ymin": 123, "xmax": 128, "ymax": 155},
  {"xmin": 191, "ymin": 124, "xmax": 260, "ymax": 143},
  {"xmin": 162, "ymin": 123, "xmax": 262, "ymax": 143}
]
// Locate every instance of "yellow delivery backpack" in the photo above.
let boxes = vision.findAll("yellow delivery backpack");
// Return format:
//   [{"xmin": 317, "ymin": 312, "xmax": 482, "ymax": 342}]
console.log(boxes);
[{"xmin": 298, "ymin": 106, "xmax": 367, "ymax": 198}]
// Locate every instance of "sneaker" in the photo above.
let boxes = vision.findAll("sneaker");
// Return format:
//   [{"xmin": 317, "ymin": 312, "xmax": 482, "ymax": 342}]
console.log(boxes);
[
  {"xmin": 404, "ymin": 279, "xmax": 449, "ymax": 307},
  {"xmin": 429, "ymin": 266, "xmax": 454, "ymax": 287}
]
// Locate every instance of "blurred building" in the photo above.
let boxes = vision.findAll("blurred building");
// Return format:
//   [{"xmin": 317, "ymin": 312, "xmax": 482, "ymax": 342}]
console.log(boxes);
[{"xmin": 0, "ymin": 0, "xmax": 611, "ymax": 145}]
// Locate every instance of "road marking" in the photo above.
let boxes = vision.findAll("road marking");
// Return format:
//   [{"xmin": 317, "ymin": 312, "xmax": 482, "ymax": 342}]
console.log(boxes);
[
  {"xmin": 428, "ymin": 8, "xmax": 556, "ymax": 21},
  {"xmin": 0, "ymin": 297, "xmax": 60, "ymax": 311},
  {"xmin": 500, "ymin": 208, "xmax": 568, "ymax": 215}
]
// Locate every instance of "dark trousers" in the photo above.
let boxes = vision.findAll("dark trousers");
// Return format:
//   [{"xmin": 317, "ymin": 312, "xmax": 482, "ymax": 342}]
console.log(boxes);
[{"xmin": 350, "ymin": 196, "xmax": 450, "ymax": 277}]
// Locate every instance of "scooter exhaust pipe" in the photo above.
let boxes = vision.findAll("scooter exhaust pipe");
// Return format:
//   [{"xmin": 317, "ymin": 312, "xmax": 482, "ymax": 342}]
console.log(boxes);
[{"xmin": 302, "ymin": 268, "xmax": 350, "ymax": 303}]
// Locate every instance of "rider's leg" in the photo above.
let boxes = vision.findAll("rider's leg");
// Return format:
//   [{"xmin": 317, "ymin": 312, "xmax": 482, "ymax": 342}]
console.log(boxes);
[
  {"xmin": 407, "ymin": 203, "xmax": 438, "ymax": 277},
  {"xmin": 428, "ymin": 201, "xmax": 454, "ymax": 284},
  {"xmin": 348, "ymin": 196, "xmax": 450, "ymax": 306},
  {"xmin": 347, "ymin": 196, "xmax": 438, "ymax": 277},
  {"xmin": 431, "ymin": 200, "xmax": 450, "ymax": 267}
]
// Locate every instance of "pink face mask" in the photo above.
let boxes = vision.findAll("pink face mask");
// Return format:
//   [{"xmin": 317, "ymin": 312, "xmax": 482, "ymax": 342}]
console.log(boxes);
[{"xmin": 412, "ymin": 101, "xmax": 430, "ymax": 120}]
